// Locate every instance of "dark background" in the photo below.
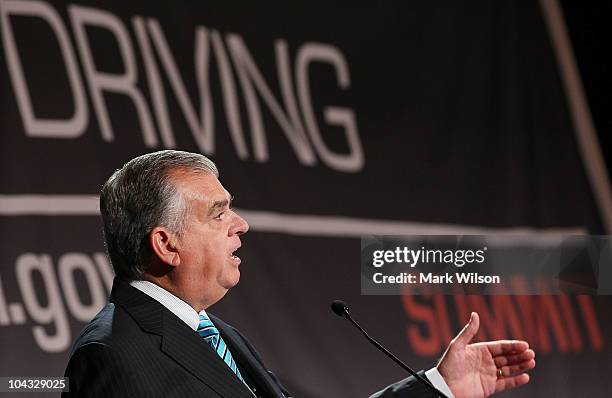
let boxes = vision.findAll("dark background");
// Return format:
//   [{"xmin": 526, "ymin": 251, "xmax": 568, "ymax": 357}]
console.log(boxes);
[
  {"xmin": 0, "ymin": 1, "xmax": 610, "ymax": 397},
  {"xmin": 562, "ymin": 1, "xmax": 611, "ymax": 178}
]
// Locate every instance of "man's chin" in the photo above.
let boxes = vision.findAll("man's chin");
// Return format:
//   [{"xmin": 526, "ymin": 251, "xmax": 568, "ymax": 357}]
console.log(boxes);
[{"xmin": 221, "ymin": 271, "xmax": 241, "ymax": 290}]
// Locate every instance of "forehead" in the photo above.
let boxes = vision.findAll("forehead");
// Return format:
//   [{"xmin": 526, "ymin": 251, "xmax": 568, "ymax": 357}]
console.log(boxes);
[{"xmin": 170, "ymin": 170, "xmax": 230, "ymax": 203}]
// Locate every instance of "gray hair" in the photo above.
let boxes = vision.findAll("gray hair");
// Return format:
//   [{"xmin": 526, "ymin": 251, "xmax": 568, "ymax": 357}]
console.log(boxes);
[{"xmin": 100, "ymin": 150, "xmax": 218, "ymax": 280}]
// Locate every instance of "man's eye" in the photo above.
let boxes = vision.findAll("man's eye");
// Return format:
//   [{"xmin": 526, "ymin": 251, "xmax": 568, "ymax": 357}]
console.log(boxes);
[{"xmin": 215, "ymin": 211, "xmax": 226, "ymax": 220}]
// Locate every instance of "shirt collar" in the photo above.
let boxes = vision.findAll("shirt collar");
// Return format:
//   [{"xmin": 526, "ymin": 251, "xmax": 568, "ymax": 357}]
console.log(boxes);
[{"xmin": 130, "ymin": 280, "xmax": 210, "ymax": 331}]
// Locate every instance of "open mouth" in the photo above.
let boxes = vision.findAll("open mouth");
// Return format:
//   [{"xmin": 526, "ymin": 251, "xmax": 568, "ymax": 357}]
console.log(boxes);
[{"xmin": 229, "ymin": 247, "xmax": 241, "ymax": 262}]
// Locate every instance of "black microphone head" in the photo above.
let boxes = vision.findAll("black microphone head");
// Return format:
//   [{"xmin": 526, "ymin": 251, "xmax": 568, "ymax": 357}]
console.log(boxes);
[{"xmin": 331, "ymin": 300, "xmax": 350, "ymax": 317}]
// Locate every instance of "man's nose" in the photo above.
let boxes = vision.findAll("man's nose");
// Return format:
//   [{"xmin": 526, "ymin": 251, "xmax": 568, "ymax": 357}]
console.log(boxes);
[{"xmin": 231, "ymin": 211, "xmax": 249, "ymax": 236}]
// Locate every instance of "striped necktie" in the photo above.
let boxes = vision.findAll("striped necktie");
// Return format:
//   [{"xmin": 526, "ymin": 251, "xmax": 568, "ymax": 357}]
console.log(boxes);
[{"xmin": 197, "ymin": 314, "xmax": 245, "ymax": 382}]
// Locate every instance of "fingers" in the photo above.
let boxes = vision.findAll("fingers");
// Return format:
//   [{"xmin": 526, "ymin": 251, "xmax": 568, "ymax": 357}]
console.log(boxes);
[
  {"xmin": 495, "ymin": 355, "xmax": 536, "ymax": 393},
  {"xmin": 481, "ymin": 339, "xmax": 530, "ymax": 356},
  {"xmin": 452, "ymin": 312, "xmax": 479, "ymax": 348},
  {"xmin": 494, "ymin": 349, "xmax": 536, "ymax": 367},
  {"xmin": 498, "ymin": 358, "xmax": 536, "ymax": 377},
  {"xmin": 495, "ymin": 372, "xmax": 531, "ymax": 392}
]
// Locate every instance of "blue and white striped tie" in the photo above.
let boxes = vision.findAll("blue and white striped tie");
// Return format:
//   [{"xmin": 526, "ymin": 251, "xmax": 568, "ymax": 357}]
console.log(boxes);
[{"xmin": 197, "ymin": 314, "xmax": 244, "ymax": 382}]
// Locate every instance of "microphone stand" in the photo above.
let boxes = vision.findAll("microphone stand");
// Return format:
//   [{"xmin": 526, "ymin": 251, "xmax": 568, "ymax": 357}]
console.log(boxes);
[{"xmin": 332, "ymin": 301, "xmax": 449, "ymax": 398}]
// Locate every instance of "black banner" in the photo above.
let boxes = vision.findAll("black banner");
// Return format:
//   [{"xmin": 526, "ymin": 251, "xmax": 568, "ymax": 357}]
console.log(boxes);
[{"xmin": 1, "ymin": 1, "xmax": 610, "ymax": 397}]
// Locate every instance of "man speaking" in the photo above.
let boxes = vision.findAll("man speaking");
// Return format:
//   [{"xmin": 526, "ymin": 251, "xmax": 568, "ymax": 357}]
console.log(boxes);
[{"xmin": 63, "ymin": 150, "xmax": 535, "ymax": 397}]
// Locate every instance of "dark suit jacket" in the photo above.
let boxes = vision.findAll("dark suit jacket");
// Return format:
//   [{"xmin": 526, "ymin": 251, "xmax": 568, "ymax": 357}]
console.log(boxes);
[
  {"xmin": 63, "ymin": 278, "xmax": 290, "ymax": 397},
  {"xmin": 63, "ymin": 278, "xmax": 439, "ymax": 398},
  {"xmin": 368, "ymin": 374, "xmax": 442, "ymax": 398}
]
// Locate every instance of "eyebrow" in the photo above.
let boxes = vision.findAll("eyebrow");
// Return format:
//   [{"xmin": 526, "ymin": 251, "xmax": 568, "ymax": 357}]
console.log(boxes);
[{"xmin": 207, "ymin": 194, "xmax": 234, "ymax": 217}]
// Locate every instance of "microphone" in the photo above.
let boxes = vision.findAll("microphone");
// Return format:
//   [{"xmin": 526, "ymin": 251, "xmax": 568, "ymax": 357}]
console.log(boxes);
[{"xmin": 330, "ymin": 300, "xmax": 449, "ymax": 398}]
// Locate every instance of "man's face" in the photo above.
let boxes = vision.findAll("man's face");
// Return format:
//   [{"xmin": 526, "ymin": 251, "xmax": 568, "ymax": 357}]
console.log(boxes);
[{"xmin": 171, "ymin": 171, "xmax": 249, "ymax": 308}]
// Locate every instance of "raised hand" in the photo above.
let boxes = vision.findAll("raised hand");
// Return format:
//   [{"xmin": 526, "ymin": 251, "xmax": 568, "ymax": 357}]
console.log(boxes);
[{"xmin": 437, "ymin": 312, "xmax": 536, "ymax": 398}]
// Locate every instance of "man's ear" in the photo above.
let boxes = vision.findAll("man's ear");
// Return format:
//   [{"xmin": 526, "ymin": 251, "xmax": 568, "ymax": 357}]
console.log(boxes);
[{"xmin": 149, "ymin": 226, "xmax": 181, "ymax": 267}]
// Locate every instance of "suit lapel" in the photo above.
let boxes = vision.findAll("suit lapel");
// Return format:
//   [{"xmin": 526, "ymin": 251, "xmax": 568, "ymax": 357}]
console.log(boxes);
[
  {"xmin": 212, "ymin": 315, "xmax": 286, "ymax": 398},
  {"xmin": 110, "ymin": 278, "xmax": 254, "ymax": 398}
]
